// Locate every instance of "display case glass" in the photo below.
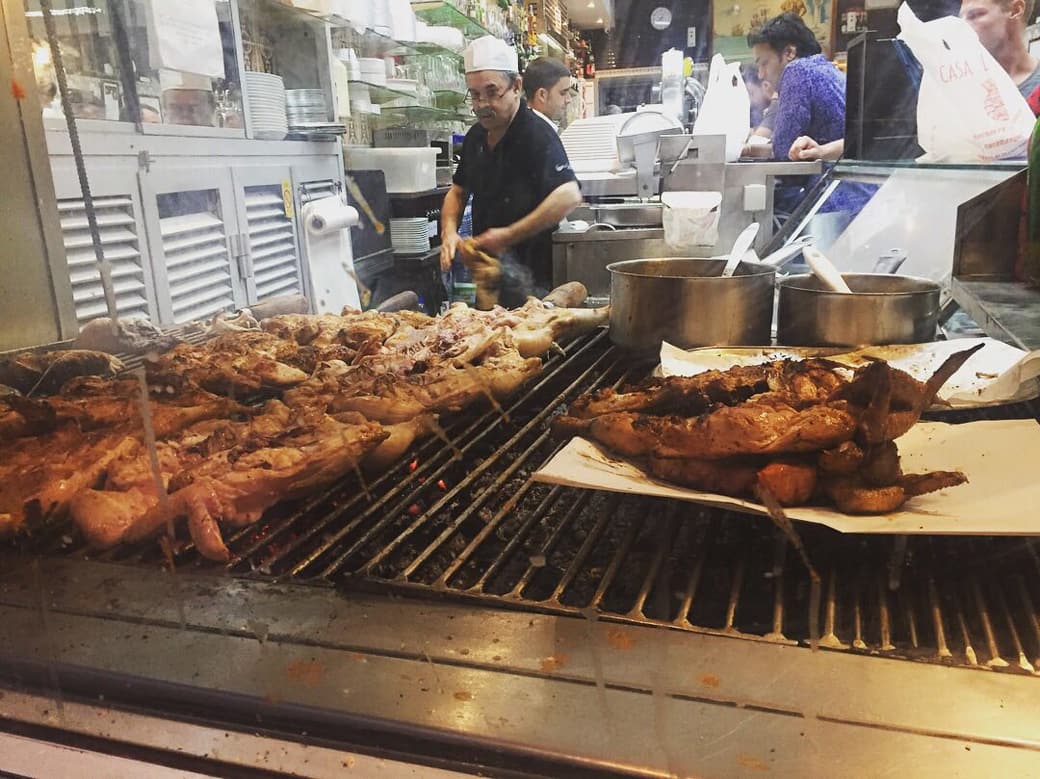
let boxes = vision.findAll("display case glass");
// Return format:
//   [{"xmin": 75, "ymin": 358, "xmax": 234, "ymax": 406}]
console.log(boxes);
[{"xmin": 24, "ymin": 0, "xmax": 131, "ymax": 122}]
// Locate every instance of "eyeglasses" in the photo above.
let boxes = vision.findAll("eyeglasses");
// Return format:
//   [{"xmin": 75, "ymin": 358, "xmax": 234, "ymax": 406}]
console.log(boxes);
[{"xmin": 464, "ymin": 87, "xmax": 511, "ymax": 105}]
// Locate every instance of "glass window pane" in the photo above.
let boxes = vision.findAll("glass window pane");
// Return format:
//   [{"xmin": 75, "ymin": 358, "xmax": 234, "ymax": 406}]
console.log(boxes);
[
  {"xmin": 121, "ymin": 0, "xmax": 243, "ymax": 129},
  {"xmin": 24, "ymin": 0, "xmax": 129, "ymax": 122}
]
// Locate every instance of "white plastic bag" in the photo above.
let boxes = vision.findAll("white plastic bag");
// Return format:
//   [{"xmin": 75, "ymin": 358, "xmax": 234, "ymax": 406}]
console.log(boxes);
[
  {"xmin": 662, "ymin": 191, "xmax": 722, "ymax": 250},
  {"xmin": 897, "ymin": 3, "xmax": 1034, "ymax": 162},
  {"xmin": 692, "ymin": 54, "xmax": 750, "ymax": 163}
]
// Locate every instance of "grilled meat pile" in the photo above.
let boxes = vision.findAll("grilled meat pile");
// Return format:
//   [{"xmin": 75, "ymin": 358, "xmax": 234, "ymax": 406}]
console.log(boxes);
[
  {"xmin": 554, "ymin": 344, "xmax": 983, "ymax": 515},
  {"xmin": 0, "ymin": 297, "xmax": 608, "ymax": 560}
]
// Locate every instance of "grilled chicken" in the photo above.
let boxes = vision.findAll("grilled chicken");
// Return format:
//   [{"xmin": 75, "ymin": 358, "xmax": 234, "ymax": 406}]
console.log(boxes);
[
  {"xmin": 567, "ymin": 359, "xmax": 848, "ymax": 420},
  {"xmin": 7, "ymin": 290, "xmax": 614, "ymax": 553},
  {"xmin": 0, "ymin": 378, "xmax": 249, "ymax": 442},
  {"xmin": 558, "ymin": 345, "xmax": 981, "ymax": 515},
  {"xmin": 556, "ymin": 400, "xmax": 859, "ymax": 460},
  {"xmin": 72, "ymin": 408, "xmax": 388, "ymax": 561},
  {"xmin": 0, "ymin": 349, "xmax": 125, "ymax": 395},
  {"xmin": 147, "ymin": 332, "xmax": 311, "ymax": 397}
]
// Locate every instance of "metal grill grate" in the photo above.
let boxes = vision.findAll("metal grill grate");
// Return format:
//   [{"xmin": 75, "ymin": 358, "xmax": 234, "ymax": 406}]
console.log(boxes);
[{"xmin": 9, "ymin": 330, "xmax": 1040, "ymax": 675}]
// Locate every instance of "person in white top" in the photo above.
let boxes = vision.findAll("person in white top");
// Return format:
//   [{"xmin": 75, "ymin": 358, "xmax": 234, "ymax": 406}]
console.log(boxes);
[{"xmin": 522, "ymin": 57, "xmax": 573, "ymax": 131}]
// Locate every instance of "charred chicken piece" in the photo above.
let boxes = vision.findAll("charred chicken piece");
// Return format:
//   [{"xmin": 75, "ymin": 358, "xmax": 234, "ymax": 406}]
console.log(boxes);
[
  {"xmin": 147, "ymin": 331, "xmax": 311, "ymax": 397},
  {"xmin": 567, "ymin": 359, "xmax": 847, "ymax": 420},
  {"xmin": 72, "ymin": 409, "xmax": 388, "ymax": 561},
  {"xmin": 0, "ymin": 349, "xmax": 125, "ymax": 395},
  {"xmin": 556, "ymin": 399, "xmax": 859, "ymax": 460},
  {"xmin": 828, "ymin": 343, "xmax": 984, "ymax": 442}
]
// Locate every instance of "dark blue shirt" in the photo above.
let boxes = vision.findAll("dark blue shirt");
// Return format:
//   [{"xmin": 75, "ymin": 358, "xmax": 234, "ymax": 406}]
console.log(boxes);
[{"xmin": 453, "ymin": 102, "xmax": 577, "ymax": 286}]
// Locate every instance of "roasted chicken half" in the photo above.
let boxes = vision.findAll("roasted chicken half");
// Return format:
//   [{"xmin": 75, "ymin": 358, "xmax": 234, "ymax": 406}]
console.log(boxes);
[{"xmin": 555, "ymin": 345, "xmax": 982, "ymax": 514}]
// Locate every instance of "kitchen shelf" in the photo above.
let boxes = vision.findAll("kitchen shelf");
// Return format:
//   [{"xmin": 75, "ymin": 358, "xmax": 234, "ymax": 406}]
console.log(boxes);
[
  {"xmin": 411, "ymin": 41, "xmax": 465, "ymax": 60},
  {"xmin": 377, "ymin": 105, "xmax": 456, "ymax": 122},
  {"xmin": 433, "ymin": 88, "xmax": 467, "ymax": 108},
  {"xmin": 348, "ymin": 80, "xmax": 420, "ymax": 104},
  {"xmin": 411, "ymin": 1, "xmax": 491, "ymax": 39}
]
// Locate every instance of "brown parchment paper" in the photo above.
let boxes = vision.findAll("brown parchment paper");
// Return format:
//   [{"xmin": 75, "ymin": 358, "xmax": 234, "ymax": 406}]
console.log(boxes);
[{"xmin": 533, "ymin": 420, "xmax": 1040, "ymax": 535}]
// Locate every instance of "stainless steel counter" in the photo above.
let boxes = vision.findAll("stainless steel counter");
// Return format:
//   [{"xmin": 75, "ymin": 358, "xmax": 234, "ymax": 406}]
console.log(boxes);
[
  {"xmin": 664, "ymin": 158, "xmax": 823, "ymax": 254},
  {"xmin": 951, "ymin": 278, "xmax": 1040, "ymax": 351},
  {"xmin": 552, "ymin": 228, "xmax": 676, "ymax": 299},
  {"xmin": 2, "ymin": 555, "xmax": 1039, "ymax": 777},
  {"xmin": 556, "ymin": 159, "xmax": 823, "ymax": 298}
]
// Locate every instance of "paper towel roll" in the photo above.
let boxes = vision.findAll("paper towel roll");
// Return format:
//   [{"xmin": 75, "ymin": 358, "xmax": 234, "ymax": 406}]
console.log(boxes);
[{"xmin": 305, "ymin": 196, "xmax": 359, "ymax": 235}]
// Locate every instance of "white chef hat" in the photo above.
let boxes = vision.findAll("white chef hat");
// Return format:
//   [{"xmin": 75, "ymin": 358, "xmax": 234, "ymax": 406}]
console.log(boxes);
[{"xmin": 463, "ymin": 35, "xmax": 519, "ymax": 74}]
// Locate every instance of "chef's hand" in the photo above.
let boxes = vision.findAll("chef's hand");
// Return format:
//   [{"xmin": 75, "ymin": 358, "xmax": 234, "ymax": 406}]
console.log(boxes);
[
  {"xmin": 789, "ymin": 136, "xmax": 822, "ymax": 161},
  {"xmin": 440, "ymin": 231, "xmax": 461, "ymax": 272},
  {"xmin": 470, "ymin": 227, "xmax": 513, "ymax": 256}
]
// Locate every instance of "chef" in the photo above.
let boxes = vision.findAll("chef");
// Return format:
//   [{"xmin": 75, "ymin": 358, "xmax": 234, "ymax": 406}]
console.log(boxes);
[
  {"xmin": 523, "ymin": 56, "xmax": 574, "ymax": 130},
  {"xmin": 439, "ymin": 36, "xmax": 582, "ymax": 306}
]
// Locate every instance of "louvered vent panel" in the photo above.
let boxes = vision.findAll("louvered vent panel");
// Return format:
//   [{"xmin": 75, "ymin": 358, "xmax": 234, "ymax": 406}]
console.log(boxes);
[
  {"xmin": 245, "ymin": 185, "xmax": 301, "ymax": 301},
  {"xmin": 160, "ymin": 209, "xmax": 235, "ymax": 323},
  {"xmin": 58, "ymin": 195, "xmax": 151, "ymax": 324},
  {"xmin": 300, "ymin": 179, "xmax": 337, "ymax": 203}
]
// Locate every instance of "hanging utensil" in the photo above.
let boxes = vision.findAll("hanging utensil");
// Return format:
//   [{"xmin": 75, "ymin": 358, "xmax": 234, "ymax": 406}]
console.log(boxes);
[
  {"xmin": 803, "ymin": 246, "xmax": 853, "ymax": 294},
  {"xmin": 872, "ymin": 248, "xmax": 908, "ymax": 275},
  {"xmin": 720, "ymin": 222, "xmax": 761, "ymax": 278},
  {"xmin": 344, "ymin": 173, "xmax": 385, "ymax": 235},
  {"xmin": 758, "ymin": 235, "xmax": 815, "ymax": 269}
]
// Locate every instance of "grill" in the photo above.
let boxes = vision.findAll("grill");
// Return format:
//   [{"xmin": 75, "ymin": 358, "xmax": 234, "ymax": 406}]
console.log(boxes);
[{"xmin": 8, "ymin": 329, "xmax": 1040, "ymax": 677}]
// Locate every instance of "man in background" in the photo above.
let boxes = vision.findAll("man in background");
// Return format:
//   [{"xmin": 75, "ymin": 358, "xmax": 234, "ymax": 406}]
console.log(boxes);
[
  {"xmin": 961, "ymin": 0, "xmax": 1040, "ymax": 99},
  {"xmin": 522, "ymin": 56, "xmax": 573, "ymax": 130}
]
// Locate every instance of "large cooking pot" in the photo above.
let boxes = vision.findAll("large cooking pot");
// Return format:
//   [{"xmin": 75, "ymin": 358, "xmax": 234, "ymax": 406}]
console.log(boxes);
[
  {"xmin": 607, "ymin": 258, "xmax": 776, "ymax": 353},
  {"xmin": 777, "ymin": 273, "xmax": 940, "ymax": 346}
]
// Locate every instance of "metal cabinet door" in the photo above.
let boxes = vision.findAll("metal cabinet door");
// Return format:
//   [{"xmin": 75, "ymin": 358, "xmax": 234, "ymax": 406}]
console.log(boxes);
[
  {"xmin": 49, "ymin": 156, "xmax": 159, "ymax": 326},
  {"xmin": 138, "ymin": 167, "xmax": 246, "ymax": 326},
  {"xmin": 230, "ymin": 166, "xmax": 306, "ymax": 305}
]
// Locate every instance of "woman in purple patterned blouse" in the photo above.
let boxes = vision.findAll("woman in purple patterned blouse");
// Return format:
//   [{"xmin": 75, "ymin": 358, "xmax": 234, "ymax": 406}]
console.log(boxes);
[
  {"xmin": 748, "ymin": 14, "xmax": 845, "ymax": 164},
  {"xmin": 747, "ymin": 13, "xmax": 873, "ymax": 216}
]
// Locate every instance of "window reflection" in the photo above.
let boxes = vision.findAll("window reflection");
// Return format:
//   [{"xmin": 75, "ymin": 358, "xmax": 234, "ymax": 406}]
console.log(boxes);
[
  {"xmin": 25, "ymin": 0, "xmax": 243, "ymax": 129},
  {"xmin": 26, "ymin": 2, "xmax": 124, "ymax": 120}
]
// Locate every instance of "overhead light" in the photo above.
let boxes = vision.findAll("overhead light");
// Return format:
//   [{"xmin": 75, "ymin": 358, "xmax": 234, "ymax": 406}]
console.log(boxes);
[
  {"xmin": 596, "ymin": 16, "xmax": 604, "ymax": 23},
  {"xmin": 586, "ymin": 1, "xmax": 595, "ymax": 6},
  {"xmin": 24, "ymin": 7, "xmax": 102, "ymax": 16}
]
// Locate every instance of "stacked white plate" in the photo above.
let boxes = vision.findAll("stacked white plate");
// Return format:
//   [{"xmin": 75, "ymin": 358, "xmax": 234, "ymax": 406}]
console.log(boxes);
[
  {"xmin": 359, "ymin": 58, "xmax": 387, "ymax": 86},
  {"xmin": 389, "ymin": 217, "xmax": 431, "ymax": 254},
  {"xmin": 419, "ymin": 24, "xmax": 465, "ymax": 52},
  {"xmin": 244, "ymin": 71, "xmax": 288, "ymax": 140},
  {"xmin": 286, "ymin": 89, "xmax": 328, "ymax": 126}
]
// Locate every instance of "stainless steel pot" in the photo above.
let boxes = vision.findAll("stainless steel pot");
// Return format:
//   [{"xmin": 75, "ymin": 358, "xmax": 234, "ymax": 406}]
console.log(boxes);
[
  {"xmin": 777, "ymin": 273, "xmax": 940, "ymax": 346},
  {"xmin": 607, "ymin": 258, "xmax": 776, "ymax": 353}
]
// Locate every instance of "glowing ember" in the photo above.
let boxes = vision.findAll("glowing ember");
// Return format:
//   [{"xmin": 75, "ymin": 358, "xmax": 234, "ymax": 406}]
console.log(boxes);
[{"xmin": 437, "ymin": 479, "xmax": 448, "ymax": 491}]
